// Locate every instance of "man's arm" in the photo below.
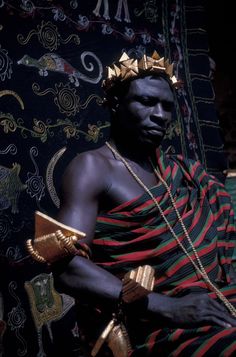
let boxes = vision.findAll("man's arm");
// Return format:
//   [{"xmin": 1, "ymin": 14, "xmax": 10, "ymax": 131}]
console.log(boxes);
[
  {"xmin": 57, "ymin": 151, "xmax": 101, "ymax": 243},
  {"xmin": 53, "ymin": 150, "xmax": 123, "ymax": 311}
]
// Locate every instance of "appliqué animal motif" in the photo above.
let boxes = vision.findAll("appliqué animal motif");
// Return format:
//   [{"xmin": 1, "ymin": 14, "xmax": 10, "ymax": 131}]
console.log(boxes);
[
  {"xmin": 17, "ymin": 51, "xmax": 103, "ymax": 86},
  {"xmin": 93, "ymin": 0, "xmax": 131, "ymax": 22},
  {"xmin": 0, "ymin": 163, "xmax": 26, "ymax": 214}
]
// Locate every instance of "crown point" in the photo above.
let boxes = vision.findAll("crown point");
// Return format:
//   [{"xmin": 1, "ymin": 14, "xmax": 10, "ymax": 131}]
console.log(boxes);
[
  {"xmin": 152, "ymin": 50, "xmax": 161, "ymax": 60},
  {"xmin": 113, "ymin": 64, "xmax": 121, "ymax": 77},
  {"xmin": 132, "ymin": 59, "xmax": 139, "ymax": 74},
  {"xmin": 165, "ymin": 62, "xmax": 174, "ymax": 77},
  {"xmin": 164, "ymin": 59, "xmax": 170, "ymax": 66},
  {"xmin": 107, "ymin": 66, "xmax": 116, "ymax": 79},
  {"xmin": 120, "ymin": 64, "xmax": 130, "ymax": 78},
  {"xmin": 158, "ymin": 57, "xmax": 165, "ymax": 67},
  {"xmin": 138, "ymin": 54, "xmax": 148, "ymax": 70},
  {"xmin": 119, "ymin": 52, "xmax": 130, "ymax": 62}
]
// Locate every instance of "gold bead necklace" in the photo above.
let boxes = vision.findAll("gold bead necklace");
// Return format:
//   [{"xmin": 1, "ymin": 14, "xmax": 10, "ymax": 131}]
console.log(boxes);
[{"xmin": 105, "ymin": 141, "xmax": 236, "ymax": 317}]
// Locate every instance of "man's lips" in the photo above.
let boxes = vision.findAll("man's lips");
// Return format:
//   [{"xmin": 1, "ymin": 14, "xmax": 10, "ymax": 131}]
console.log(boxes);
[{"xmin": 142, "ymin": 126, "xmax": 166, "ymax": 135}]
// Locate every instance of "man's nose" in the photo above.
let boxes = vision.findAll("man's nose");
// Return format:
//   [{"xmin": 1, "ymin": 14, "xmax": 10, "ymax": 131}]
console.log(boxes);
[{"xmin": 152, "ymin": 103, "xmax": 165, "ymax": 119}]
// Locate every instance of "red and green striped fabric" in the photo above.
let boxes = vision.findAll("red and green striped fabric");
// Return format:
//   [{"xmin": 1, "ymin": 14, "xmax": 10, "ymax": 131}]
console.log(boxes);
[{"xmin": 92, "ymin": 150, "xmax": 236, "ymax": 356}]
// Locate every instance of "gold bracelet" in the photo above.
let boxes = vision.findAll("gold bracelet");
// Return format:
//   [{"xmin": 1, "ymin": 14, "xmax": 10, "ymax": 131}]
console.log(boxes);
[{"xmin": 121, "ymin": 265, "xmax": 155, "ymax": 303}]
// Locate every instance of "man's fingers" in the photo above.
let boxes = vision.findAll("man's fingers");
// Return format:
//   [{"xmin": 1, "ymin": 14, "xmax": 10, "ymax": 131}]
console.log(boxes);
[
  {"xmin": 203, "ymin": 316, "xmax": 232, "ymax": 328},
  {"xmin": 203, "ymin": 310, "xmax": 236, "ymax": 328},
  {"xmin": 209, "ymin": 298, "xmax": 229, "ymax": 313}
]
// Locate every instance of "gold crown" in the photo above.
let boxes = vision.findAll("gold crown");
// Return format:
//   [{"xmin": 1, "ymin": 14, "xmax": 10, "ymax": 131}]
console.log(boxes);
[{"xmin": 102, "ymin": 51, "xmax": 180, "ymax": 91}]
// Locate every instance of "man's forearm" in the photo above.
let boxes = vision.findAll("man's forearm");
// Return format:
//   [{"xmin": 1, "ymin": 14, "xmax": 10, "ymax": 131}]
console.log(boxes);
[
  {"xmin": 53, "ymin": 256, "xmax": 165, "ymax": 318},
  {"xmin": 53, "ymin": 255, "xmax": 122, "ymax": 311}
]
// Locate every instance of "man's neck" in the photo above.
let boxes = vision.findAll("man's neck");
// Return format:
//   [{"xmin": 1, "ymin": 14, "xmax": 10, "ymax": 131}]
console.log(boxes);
[{"xmin": 108, "ymin": 137, "xmax": 158, "ymax": 171}]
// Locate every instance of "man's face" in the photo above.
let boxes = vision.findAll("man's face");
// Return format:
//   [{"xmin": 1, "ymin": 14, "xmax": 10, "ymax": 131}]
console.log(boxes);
[{"xmin": 116, "ymin": 75, "xmax": 174, "ymax": 147}]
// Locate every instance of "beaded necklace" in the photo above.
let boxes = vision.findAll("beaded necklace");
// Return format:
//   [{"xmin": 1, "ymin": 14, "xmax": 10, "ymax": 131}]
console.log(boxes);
[{"xmin": 105, "ymin": 141, "xmax": 236, "ymax": 317}]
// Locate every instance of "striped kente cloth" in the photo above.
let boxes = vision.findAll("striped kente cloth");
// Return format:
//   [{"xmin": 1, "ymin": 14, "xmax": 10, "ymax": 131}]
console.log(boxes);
[{"xmin": 92, "ymin": 150, "xmax": 236, "ymax": 356}]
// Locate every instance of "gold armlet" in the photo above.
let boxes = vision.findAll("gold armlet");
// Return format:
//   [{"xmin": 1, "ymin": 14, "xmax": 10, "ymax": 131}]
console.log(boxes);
[{"xmin": 26, "ymin": 211, "xmax": 89, "ymax": 264}]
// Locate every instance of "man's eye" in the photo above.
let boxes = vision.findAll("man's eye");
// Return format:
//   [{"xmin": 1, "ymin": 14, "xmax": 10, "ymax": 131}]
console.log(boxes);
[{"xmin": 140, "ymin": 97, "xmax": 153, "ymax": 105}]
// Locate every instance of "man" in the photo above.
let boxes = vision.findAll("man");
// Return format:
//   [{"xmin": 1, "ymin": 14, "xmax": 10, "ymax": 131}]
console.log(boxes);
[{"xmin": 53, "ymin": 52, "xmax": 236, "ymax": 356}]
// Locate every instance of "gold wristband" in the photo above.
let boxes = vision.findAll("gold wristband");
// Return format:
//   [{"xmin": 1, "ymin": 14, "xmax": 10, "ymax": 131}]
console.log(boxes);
[{"xmin": 121, "ymin": 265, "xmax": 155, "ymax": 303}]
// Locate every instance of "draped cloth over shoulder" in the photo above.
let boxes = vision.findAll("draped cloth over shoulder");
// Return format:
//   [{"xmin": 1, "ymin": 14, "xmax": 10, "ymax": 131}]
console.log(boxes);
[{"xmin": 92, "ymin": 150, "xmax": 236, "ymax": 356}]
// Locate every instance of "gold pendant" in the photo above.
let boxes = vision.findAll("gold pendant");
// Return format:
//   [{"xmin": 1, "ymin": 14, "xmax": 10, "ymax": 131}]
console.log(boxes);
[{"xmin": 91, "ymin": 318, "xmax": 116, "ymax": 356}]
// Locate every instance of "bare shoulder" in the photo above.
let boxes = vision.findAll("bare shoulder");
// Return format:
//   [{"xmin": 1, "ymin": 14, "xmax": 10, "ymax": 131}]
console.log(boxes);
[
  {"xmin": 57, "ymin": 145, "xmax": 113, "ymax": 239},
  {"xmin": 64, "ymin": 145, "xmax": 111, "ymax": 176},
  {"xmin": 61, "ymin": 145, "xmax": 112, "ymax": 197}
]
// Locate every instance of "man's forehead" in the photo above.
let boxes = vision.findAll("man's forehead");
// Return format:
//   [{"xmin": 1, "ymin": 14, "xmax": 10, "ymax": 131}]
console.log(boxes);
[{"xmin": 129, "ymin": 75, "xmax": 172, "ymax": 94}]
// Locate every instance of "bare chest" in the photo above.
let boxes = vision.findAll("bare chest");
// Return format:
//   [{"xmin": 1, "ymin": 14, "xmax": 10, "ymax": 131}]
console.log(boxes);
[{"xmin": 99, "ymin": 160, "xmax": 158, "ymax": 212}]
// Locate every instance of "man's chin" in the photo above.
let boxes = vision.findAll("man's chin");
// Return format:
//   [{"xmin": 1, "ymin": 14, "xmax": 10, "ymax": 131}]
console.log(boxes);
[
  {"xmin": 141, "ymin": 133, "xmax": 164, "ymax": 145},
  {"xmin": 137, "ymin": 137, "xmax": 163, "ymax": 150}
]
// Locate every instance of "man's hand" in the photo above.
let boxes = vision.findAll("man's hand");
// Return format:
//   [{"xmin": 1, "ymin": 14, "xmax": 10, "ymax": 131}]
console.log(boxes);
[{"xmin": 148, "ymin": 293, "xmax": 236, "ymax": 329}]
